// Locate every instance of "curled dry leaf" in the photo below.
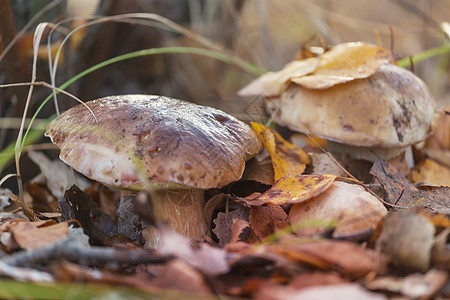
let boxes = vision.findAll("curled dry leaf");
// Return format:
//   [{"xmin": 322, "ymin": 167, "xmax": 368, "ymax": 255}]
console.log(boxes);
[
  {"xmin": 255, "ymin": 283, "xmax": 387, "ymax": 300},
  {"xmin": 268, "ymin": 239, "xmax": 387, "ymax": 279},
  {"xmin": 366, "ymin": 269, "xmax": 448, "ymax": 299},
  {"xmin": 212, "ymin": 205, "xmax": 249, "ymax": 247},
  {"xmin": 239, "ymin": 174, "xmax": 336, "ymax": 206},
  {"xmin": 378, "ymin": 211, "xmax": 435, "ymax": 272},
  {"xmin": 157, "ymin": 228, "xmax": 229, "ymax": 276},
  {"xmin": 251, "ymin": 122, "xmax": 310, "ymax": 182},
  {"xmin": 8, "ymin": 220, "xmax": 68, "ymax": 251},
  {"xmin": 289, "ymin": 181, "xmax": 387, "ymax": 239}
]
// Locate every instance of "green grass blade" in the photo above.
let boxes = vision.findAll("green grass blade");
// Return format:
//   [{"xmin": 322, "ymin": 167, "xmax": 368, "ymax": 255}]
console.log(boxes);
[{"xmin": 397, "ymin": 43, "xmax": 450, "ymax": 67}]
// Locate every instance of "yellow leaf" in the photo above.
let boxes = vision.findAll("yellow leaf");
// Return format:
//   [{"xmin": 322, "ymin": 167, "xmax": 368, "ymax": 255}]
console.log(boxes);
[
  {"xmin": 410, "ymin": 159, "xmax": 450, "ymax": 187},
  {"xmin": 293, "ymin": 42, "xmax": 395, "ymax": 89},
  {"xmin": 238, "ymin": 57, "xmax": 319, "ymax": 97},
  {"xmin": 241, "ymin": 174, "xmax": 336, "ymax": 206},
  {"xmin": 251, "ymin": 122, "xmax": 310, "ymax": 181}
]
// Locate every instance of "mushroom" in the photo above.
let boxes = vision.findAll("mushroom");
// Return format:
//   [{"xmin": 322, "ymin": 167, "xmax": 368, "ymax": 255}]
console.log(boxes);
[
  {"xmin": 244, "ymin": 63, "xmax": 435, "ymax": 164},
  {"xmin": 45, "ymin": 95, "xmax": 262, "ymax": 247}
]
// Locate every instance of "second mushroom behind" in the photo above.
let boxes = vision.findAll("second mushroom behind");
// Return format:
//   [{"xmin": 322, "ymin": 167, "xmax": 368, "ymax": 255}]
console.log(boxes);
[{"xmin": 45, "ymin": 94, "xmax": 262, "ymax": 247}]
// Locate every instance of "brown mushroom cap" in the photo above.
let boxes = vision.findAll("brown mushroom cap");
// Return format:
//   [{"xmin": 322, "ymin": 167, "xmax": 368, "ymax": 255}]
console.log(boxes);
[
  {"xmin": 266, "ymin": 64, "xmax": 435, "ymax": 147},
  {"xmin": 45, "ymin": 95, "xmax": 262, "ymax": 190}
]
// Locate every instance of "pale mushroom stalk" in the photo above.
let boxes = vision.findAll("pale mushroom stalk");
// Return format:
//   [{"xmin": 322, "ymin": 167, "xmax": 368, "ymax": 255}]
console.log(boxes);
[
  {"xmin": 45, "ymin": 95, "xmax": 262, "ymax": 248},
  {"xmin": 143, "ymin": 188, "xmax": 207, "ymax": 246}
]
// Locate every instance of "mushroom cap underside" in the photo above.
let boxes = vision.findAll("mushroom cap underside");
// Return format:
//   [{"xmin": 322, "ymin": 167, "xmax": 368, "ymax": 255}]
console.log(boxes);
[
  {"xmin": 45, "ymin": 95, "xmax": 262, "ymax": 190},
  {"xmin": 266, "ymin": 64, "xmax": 435, "ymax": 147}
]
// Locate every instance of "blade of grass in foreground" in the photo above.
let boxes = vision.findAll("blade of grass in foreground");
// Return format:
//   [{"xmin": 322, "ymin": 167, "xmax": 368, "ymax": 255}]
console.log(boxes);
[{"xmin": 0, "ymin": 280, "xmax": 239, "ymax": 300}]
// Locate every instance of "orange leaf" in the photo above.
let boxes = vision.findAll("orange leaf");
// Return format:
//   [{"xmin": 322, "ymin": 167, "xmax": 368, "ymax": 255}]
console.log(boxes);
[
  {"xmin": 240, "ymin": 174, "xmax": 336, "ymax": 206},
  {"xmin": 251, "ymin": 122, "xmax": 310, "ymax": 182}
]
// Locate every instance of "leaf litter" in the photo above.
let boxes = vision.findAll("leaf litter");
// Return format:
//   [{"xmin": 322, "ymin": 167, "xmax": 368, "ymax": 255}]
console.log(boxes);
[{"xmin": 2, "ymin": 38, "xmax": 449, "ymax": 299}]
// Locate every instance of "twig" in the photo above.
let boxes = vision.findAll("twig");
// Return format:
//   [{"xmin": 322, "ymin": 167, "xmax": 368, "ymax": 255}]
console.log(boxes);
[{"xmin": 2, "ymin": 237, "xmax": 172, "ymax": 268}]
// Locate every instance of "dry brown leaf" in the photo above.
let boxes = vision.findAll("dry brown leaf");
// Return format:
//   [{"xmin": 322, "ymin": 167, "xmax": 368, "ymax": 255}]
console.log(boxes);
[
  {"xmin": 410, "ymin": 158, "xmax": 450, "ymax": 187},
  {"xmin": 268, "ymin": 239, "xmax": 387, "ymax": 279},
  {"xmin": 251, "ymin": 122, "xmax": 310, "ymax": 181},
  {"xmin": 425, "ymin": 106, "xmax": 450, "ymax": 151},
  {"xmin": 255, "ymin": 283, "xmax": 387, "ymax": 300},
  {"xmin": 212, "ymin": 206, "xmax": 249, "ymax": 247},
  {"xmin": 366, "ymin": 269, "xmax": 448, "ymax": 299},
  {"xmin": 249, "ymin": 206, "xmax": 289, "ymax": 240},
  {"xmin": 242, "ymin": 156, "xmax": 274, "ymax": 185},
  {"xmin": 370, "ymin": 159, "xmax": 450, "ymax": 214},
  {"xmin": 289, "ymin": 181, "xmax": 387, "ymax": 239},
  {"xmin": 289, "ymin": 272, "xmax": 347, "ymax": 289},
  {"xmin": 378, "ymin": 211, "xmax": 435, "ymax": 272},
  {"xmin": 150, "ymin": 259, "xmax": 212, "ymax": 294},
  {"xmin": 309, "ymin": 152, "xmax": 348, "ymax": 177},
  {"xmin": 9, "ymin": 220, "xmax": 68, "ymax": 251},
  {"xmin": 157, "ymin": 228, "xmax": 229, "ymax": 276},
  {"xmin": 239, "ymin": 174, "xmax": 336, "ymax": 206}
]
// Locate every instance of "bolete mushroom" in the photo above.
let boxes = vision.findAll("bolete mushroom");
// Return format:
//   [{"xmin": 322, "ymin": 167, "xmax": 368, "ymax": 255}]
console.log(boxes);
[
  {"xmin": 45, "ymin": 95, "xmax": 262, "ymax": 246},
  {"xmin": 242, "ymin": 62, "xmax": 436, "ymax": 163}
]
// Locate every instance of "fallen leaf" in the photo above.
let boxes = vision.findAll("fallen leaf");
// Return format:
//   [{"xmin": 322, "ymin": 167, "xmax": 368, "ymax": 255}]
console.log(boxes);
[
  {"xmin": 242, "ymin": 155, "xmax": 274, "ymax": 185},
  {"xmin": 251, "ymin": 122, "xmax": 310, "ymax": 181},
  {"xmin": 425, "ymin": 106, "xmax": 450, "ymax": 151},
  {"xmin": 255, "ymin": 283, "xmax": 387, "ymax": 300},
  {"xmin": 292, "ymin": 42, "xmax": 394, "ymax": 89},
  {"xmin": 410, "ymin": 158, "xmax": 450, "ymax": 187},
  {"xmin": 289, "ymin": 272, "xmax": 347, "ymax": 289},
  {"xmin": 9, "ymin": 220, "xmax": 68, "ymax": 251},
  {"xmin": 0, "ymin": 188, "xmax": 11, "ymax": 210},
  {"xmin": 309, "ymin": 152, "xmax": 348, "ymax": 177},
  {"xmin": 378, "ymin": 210, "xmax": 435, "ymax": 272},
  {"xmin": 58, "ymin": 185, "xmax": 117, "ymax": 246},
  {"xmin": 370, "ymin": 159, "xmax": 450, "ymax": 214},
  {"xmin": 249, "ymin": 206, "xmax": 289, "ymax": 240},
  {"xmin": 238, "ymin": 42, "xmax": 394, "ymax": 95},
  {"xmin": 230, "ymin": 218, "xmax": 251, "ymax": 244},
  {"xmin": 28, "ymin": 151, "xmax": 90, "ymax": 200},
  {"xmin": 366, "ymin": 269, "xmax": 448, "ymax": 299},
  {"xmin": 0, "ymin": 261, "xmax": 53, "ymax": 283},
  {"xmin": 150, "ymin": 259, "xmax": 212, "ymax": 294},
  {"xmin": 289, "ymin": 181, "xmax": 387, "ymax": 239},
  {"xmin": 157, "ymin": 228, "xmax": 229, "ymax": 276},
  {"xmin": 239, "ymin": 174, "xmax": 336, "ymax": 206},
  {"xmin": 268, "ymin": 239, "xmax": 387, "ymax": 279},
  {"xmin": 212, "ymin": 205, "xmax": 249, "ymax": 247},
  {"xmin": 238, "ymin": 57, "xmax": 319, "ymax": 97}
]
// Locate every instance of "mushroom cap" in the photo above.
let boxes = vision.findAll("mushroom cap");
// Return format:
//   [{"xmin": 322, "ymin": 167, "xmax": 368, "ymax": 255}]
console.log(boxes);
[
  {"xmin": 266, "ymin": 64, "xmax": 435, "ymax": 147},
  {"xmin": 45, "ymin": 95, "xmax": 262, "ymax": 190}
]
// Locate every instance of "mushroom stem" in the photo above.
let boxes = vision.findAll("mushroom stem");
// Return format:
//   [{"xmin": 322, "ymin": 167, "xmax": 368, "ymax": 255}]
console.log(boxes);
[{"xmin": 142, "ymin": 188, "xmax": 207, "ymax": 248}]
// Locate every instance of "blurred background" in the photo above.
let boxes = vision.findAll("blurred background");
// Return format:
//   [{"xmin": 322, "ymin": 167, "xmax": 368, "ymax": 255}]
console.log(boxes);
[{"xmin": 0, "ymin": 0, "xmax": 449, "ymax": 192}]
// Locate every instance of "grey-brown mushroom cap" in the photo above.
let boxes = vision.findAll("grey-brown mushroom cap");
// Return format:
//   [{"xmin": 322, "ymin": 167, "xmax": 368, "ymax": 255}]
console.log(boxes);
[
  {"xmin": 267, "ymin": 64, "xmax": 436, "ymax": 147},
  {"xmin": 45, "ymin": 95, "xmax": 262, "ymax": 190}
]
